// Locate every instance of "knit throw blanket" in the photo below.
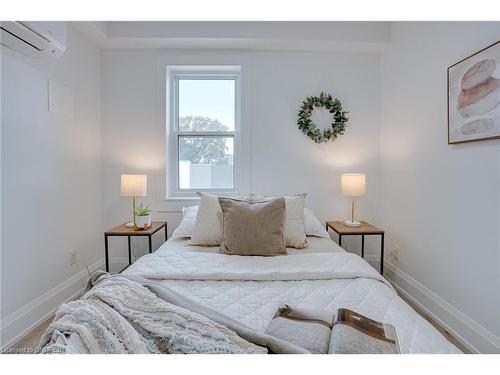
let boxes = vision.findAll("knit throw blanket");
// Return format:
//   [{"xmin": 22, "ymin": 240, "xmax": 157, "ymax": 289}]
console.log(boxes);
[{"xmin": 39, "ymin": 273, "xmax": 268, "ymax": 354}]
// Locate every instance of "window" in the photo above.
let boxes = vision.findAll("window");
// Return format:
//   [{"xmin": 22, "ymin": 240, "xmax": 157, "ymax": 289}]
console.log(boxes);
[{"xmin": 167, "ymin": 66, "xmax": 241, "ymax": 197}]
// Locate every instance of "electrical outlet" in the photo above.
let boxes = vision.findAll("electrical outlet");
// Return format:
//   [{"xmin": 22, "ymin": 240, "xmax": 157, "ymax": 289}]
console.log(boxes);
[{"xmin": 68, "ymin": 249, "xmax": 77, "ymax": 265}]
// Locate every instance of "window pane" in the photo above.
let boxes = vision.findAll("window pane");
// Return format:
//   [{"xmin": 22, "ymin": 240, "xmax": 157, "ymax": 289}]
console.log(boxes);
[
  {"xmin": 178, "ymin": 136, "xmax": 234, "ymax": 189},
  {"xmin": 178, "ymin": 79, "xmax": 235, "ymax": 131}
]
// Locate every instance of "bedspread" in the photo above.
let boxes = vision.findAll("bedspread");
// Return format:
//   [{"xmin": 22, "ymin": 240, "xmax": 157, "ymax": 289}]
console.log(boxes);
[{"xmin": 123, "ymin": 240, "xmax": 461, "ymax": 354}]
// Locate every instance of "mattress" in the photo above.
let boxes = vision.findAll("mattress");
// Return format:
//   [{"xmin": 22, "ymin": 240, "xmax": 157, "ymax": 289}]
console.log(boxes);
[{"xmin": 124, "ymin": 237, "xmax": 461, "ymax": 354}]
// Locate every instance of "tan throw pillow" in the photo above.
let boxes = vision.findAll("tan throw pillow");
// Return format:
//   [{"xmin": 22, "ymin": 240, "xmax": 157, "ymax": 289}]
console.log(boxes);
[{"xmin": 218, "ymin": 197, "xmax": 287, "ymax": 256}]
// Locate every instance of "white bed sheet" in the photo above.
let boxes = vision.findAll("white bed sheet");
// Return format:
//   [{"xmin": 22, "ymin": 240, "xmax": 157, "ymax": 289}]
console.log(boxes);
[{"xmin": 124, "ymin": 237, "xmax": 460, "ymax": 354}]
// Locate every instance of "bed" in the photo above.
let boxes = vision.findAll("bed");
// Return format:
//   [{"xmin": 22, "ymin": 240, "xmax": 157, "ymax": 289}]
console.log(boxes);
[
  {"xmin": 117, "ymin": 236, "xmax": 461, "ymax": 354},
  {"xmin": 39, "ymin": 195, "xmax": 461, "ymax": 354}
]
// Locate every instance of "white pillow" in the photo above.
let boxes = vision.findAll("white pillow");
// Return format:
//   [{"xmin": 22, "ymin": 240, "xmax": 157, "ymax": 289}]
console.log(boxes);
[
  {"xmin": 304, "ymin": 208, "xmax": 329, "ymax": 238},
  {"xmin": 171, "ymin": 205, "xmax": 199, "ymax": 238},
  {"xmin": 283, "ymin": 193, "xmax": 308, "ymax": 248},
  {"xmin": 190, "ymin": 192, "xmax": 308, "ymax": 248},
  {"xmin": 190, "ymin": 192, "xmax": 224, "ymax": 246}
]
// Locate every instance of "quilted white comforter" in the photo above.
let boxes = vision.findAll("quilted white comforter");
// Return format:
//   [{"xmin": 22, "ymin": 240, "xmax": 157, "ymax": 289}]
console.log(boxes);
[{"xmin": 124, "ymin": 238, "xmax": 460, "ymax": 354}]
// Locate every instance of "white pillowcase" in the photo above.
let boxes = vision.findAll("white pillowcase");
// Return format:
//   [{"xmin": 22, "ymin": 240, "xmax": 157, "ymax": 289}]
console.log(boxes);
[
  {"xmin": 171, "ymin": 205, "xmax": 198, "ymax": 238},
  {"xmin": 283, "ymin": 193, "xmax": 308, "ymax": 248},
  {"xmin": 179, "ymin": 192, "xmax": 314, "ymax": 248},
  {"xmin": 190, "ymin": 192, "xmax": 224, "ymax": 246},
  {"xmin": 304, "ymin": 208, "xmax": 329, "ymax": 238},
  {"xmin": 171, "ymin": 199, "xmax": 328, "ymax": 244}
]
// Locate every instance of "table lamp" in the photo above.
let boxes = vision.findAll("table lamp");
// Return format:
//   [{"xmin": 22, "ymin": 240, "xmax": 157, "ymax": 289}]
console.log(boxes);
[
  {"xmin": 341, "ymin": 173, "xmax": 366, "ymax": 227},
  {"xmin": 121, "ymin": 174, "xmax": 147, "ymax": 228}
]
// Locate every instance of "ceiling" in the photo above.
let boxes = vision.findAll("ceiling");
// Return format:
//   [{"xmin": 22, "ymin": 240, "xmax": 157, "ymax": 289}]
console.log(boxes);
[{"xmin": 72, "ymin": 21, "xmax": 392, "ymax": 53}]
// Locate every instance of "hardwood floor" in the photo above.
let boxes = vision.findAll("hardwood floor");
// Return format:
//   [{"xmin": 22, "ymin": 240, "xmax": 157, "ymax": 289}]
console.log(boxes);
[
  {"xmin": 6, "ymin": 317, "xmax": 52, "ymax": 354},
  {"xmin": 395, "ymin": 289, "xmax": 471, "ymax": 353}
]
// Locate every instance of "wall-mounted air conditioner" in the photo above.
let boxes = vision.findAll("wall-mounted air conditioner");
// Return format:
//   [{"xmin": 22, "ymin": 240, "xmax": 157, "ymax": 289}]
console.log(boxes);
[{"xmin": 0, "ymin": 21, "xmax": 66, "ymax": 58}]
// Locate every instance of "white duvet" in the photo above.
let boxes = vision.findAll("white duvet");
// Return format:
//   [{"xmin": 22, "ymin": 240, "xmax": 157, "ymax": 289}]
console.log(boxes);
[{"xmin": 124, "ymin": 237, "xmax": 461, "ymax": 354}]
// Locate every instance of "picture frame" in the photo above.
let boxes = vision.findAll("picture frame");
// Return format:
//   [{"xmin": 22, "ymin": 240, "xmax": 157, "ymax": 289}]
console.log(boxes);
[{"xmin": 447, "ymin": 41, "xmax": 500, "ymax": 144}]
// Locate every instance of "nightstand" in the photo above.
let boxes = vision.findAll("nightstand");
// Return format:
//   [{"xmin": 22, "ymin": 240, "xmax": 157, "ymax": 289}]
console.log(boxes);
[
  {"xmin": 104, "ymin": 221, "xmax": 167, "ymax": 273},
  {"xmin": 326, "ymin": 220, "xmax": 385, "ymax": 275}
]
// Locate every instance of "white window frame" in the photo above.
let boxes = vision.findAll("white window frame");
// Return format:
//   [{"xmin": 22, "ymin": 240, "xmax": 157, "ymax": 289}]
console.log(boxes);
[{"xmin": 166, "ymin": 66, "xmax": 242, "ymax": 198}]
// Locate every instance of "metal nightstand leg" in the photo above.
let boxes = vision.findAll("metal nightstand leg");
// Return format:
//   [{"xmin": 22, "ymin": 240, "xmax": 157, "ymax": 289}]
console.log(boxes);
[
  {"xmin": 127, "ymin": 236, "xmax": 132, "ymax": 265},
  {"xmin": 148, "ymin": 236, "xmax": 152, "ymax": 253},
  {"xmin": 104, "ymin": 235, "xmax": 109, "ymax": 272},
  {"xmin": 380, "ymin": 233, "xmax": 385, "ymax": 276},
  {"xmin": 361, "ymin": 235, "xmax": 365, "ymax": 258}
]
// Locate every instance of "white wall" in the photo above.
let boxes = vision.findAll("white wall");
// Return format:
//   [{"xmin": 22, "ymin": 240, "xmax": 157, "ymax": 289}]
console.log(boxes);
[
  {"xmin": 101, "ymin": 49, "xmax": 382, "ymax": 270},
  {"xmin": 379, "ymin": 22, "xmax": 500, "ymax": 353},
  {"xmin": 0, "ymin": 26, "xmax": 103, "ymax": 347}
]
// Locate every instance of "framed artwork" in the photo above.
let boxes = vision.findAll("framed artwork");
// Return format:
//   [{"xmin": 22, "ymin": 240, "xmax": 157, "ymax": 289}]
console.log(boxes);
[{"xmin": 448, "ymin": 41, "xmax": 500, "ymax": 144}]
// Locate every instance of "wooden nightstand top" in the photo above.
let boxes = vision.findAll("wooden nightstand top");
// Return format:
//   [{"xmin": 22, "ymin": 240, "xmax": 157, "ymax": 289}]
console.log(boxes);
[
  {"xmin": 105, "ymin": 221, "xmax": 167, "ymax": 236},
  {"xmin": 326, "ymin": 220, "xmax": 384, "ymax": 235}
]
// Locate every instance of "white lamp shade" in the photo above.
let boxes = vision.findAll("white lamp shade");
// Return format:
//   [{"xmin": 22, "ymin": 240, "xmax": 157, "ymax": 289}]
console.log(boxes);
[
  {"xmin": 341, "ymin": 173, "xmax": 366, "ymax": 197},
  {"xmin": 120, "ymin": 174, "xmax": 147, "ymax": 197}
]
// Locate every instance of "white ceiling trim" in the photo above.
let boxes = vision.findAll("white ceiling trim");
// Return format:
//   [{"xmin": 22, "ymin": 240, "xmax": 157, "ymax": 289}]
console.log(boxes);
[{"xmin": 72, "ymin": 21, "xmax": 391, "ymax": 54}]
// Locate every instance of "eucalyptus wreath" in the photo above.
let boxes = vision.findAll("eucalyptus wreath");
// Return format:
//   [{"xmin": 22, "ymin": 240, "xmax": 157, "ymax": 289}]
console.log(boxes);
[{"xmin": 297, "ymin": 92, "xmax": 349, "ymax": 144}]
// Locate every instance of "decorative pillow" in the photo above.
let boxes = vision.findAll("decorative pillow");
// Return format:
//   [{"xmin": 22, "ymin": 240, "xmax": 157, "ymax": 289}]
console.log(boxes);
[
  {"xmin": 190, "ymin": 192, "xmax": 308, "ymax": 248},
  {"xmin": 189, "ymin": 193, "xmax": 257, "ymax": 246},
  {"xmin": 218, "ymin": 197, "xmax": 286, "ymax": 256},
  {"xmin": 283, "ymin": 194, "xmax": 308, "ymax": 248},
  {"xmin": 190, "ymin": 192, "xmax": 224, "ymax": 246},
  {"xmin": 171, "ymin": 206, "xmax": 199, "ymax": 238},
  {"xmin": 243, "ymin": 193, "xmax": 308, "ymax": 248},
  {"xmin": 304, "ymin": 208, "xmax": 329, "ymax": 238}
]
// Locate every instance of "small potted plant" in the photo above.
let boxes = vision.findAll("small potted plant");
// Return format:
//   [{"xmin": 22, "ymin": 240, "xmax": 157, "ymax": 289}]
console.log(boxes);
[{"xmin": 134, "ymin": 203, "xmax": 152, "ymax": 229}]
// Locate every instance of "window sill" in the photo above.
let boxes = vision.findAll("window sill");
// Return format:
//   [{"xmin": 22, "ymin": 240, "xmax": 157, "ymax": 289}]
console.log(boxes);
[
  {"xmin": 165, "ymin": 190, "xmax": 243, "ymax": 201},
  {"xmin": 165, "ymin": 196, "xmax": 201, "ymax": 202}
]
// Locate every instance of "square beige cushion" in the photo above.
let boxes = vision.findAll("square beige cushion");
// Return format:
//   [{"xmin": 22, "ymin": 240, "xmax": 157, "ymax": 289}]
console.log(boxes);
[{"xmin": 218, "ymin": 197, "xmax": 287, "ymax": 256}]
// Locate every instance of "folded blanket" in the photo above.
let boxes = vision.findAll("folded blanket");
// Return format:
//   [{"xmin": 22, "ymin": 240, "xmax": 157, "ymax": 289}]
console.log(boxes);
[
  {"xmin": 124, "ymin": 250, "xmax": 393, "ymax": 289},
  {"xmin": 39, "ymin": 272, "xmax": 308, "ymax": 354}
]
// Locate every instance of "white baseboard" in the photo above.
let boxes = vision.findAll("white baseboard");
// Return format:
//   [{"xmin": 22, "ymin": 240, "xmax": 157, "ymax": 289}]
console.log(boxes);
[
  {"xmin": 0, "ymin": 258, "xmax": 105, "ymax": 350},
  {"xmin": 385, "ymin": 261, "xmax": 500, "ymax": 354}
]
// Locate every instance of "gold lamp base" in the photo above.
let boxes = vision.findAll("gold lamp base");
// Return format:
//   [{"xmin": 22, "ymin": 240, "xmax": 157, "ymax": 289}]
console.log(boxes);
[
  {"xmin": 125, "ymin": 196, "xmax": 136, "ymax": 228},
  {"xmin": 345, "ymin": 198, "xmax": 362, "ymax": 227}
]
